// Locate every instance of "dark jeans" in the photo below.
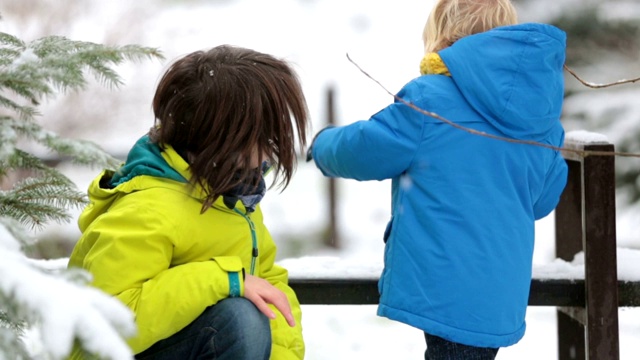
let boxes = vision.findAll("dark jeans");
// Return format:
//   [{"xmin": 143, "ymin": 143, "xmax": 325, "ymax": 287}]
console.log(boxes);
[
  {"xmin": 425, "ymin": 333, "xmax": 499, "ymax": 360},
  {"xmin": 135, "ymin": 298, "xmax": 271, "ymax": 360}
]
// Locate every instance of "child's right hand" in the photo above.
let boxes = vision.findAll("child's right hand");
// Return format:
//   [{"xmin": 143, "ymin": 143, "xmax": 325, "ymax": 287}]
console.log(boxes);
[{"xmin": 243, "ymin": 274, "xmax": 296, "ymax": 327}]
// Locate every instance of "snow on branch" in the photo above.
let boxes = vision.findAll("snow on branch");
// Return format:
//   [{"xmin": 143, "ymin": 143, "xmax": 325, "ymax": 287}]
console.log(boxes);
[
  {"xmin": 0, "ymin": 234, "xmax": 135, "ymax": 360},
  {"xmin": 564, "ymin": 64, "xmax": 640, "ymax": 89}
]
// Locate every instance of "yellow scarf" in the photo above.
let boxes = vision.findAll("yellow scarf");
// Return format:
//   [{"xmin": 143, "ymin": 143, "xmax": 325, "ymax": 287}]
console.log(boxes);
[{"xmin": 419, "ymin": 52, "xmax": 451, "ymax": 76}]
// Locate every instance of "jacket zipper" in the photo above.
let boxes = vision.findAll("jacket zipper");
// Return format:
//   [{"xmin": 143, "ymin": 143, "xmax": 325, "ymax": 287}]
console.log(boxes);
[{"xmin": 233, "ymin": 208, "xmax": 258, "ymax": 275}]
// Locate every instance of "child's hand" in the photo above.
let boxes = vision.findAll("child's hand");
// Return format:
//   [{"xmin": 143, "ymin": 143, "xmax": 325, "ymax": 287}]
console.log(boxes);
[{"xmin": 243, "ymin": 274, "xmax": 296, "ymax": 327}]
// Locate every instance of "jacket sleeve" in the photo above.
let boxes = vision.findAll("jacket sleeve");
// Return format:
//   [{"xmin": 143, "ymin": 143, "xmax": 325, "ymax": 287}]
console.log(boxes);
[
  {"xmin": 257, "ymin": 227, "xmax": 304, "ymax": 360},
  {"xmin": 69, "ymin": 205, "xmax": 244, "ymax": 354},
  {"xmin": 533, "ymin": 149, "xmax": 568, "ymax": 219},
  {"xmin": 310, "ymin": 97, "xmax": 425, "ymax": 181}
]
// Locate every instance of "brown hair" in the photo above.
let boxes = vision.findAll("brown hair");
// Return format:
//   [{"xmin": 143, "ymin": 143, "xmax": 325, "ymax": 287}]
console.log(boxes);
[
  {"xmin": 150, "ymin": 45, "xmax": 309, "ymax": 210},
  {"xmin": 423, "ymin": 0, "xmax": 518, "ymax": 53}
]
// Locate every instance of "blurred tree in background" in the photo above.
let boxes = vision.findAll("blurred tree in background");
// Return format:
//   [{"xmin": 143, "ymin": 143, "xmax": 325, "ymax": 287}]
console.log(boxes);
[
  {"xmin": 518, "ymin": 0, "xmax": 640, "ymax": 207},
  {"xmin": 556, "ymin": 3, "xmax": 640, "ymax": 205}
]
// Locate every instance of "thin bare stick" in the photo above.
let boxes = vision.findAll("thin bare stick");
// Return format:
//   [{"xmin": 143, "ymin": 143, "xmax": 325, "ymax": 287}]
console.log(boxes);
[
  {"xmin": 564, "ymin": 64, "xmax": 640, "ymax": 89},
  {"xmin": 345, "ymin": 53, "xmax": 640, "ymax": 159}
]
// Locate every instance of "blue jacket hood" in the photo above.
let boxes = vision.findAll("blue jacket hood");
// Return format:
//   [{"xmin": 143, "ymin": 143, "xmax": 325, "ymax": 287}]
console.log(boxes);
[{"xmin": 439, "ymin": 23, "xmax": 566, "ymax": 140}]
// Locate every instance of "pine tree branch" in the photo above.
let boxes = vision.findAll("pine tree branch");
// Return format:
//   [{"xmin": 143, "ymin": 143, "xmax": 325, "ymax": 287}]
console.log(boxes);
[
  {"xmin": 0, "ymin": 48, "xmax": 22, "ymax": 66},
  {"xmin": 0, "ymin": 115, "xmax": 42, "ymax": 141},
  {"xmin": 1, "ymin": 118, "xmax": 120, "ymax": 171},
  {"xmin": 1, "ymin": 200, "xmax": 71, "ymax": 227},
  {"xmin": 0, "ymin": 32, "xmax": 25, "ymax": 48},
  {"xmin": 40, "ymin": 133, "xmax": 122, "ymax": 170},
  {"xmin": 0, "ymin": 31, "xmax": 156, "ymax": 360},
  {"xmin": 0, "ymin": 176, "xmax": 86, "ymax": 228},
  {"xmin": 0, "ymin": 33, "xmax": 157, "ymax": 174},
  {"xmin": 0, "ymin": 95, "xmax": 38, "ymax": 120},
  {"xmin": 0, "ymin": 310, "xmax": 26, "ymax": 334},
  {"xmin": 1, "ymin": 33, "xmax": 164, "ymax": 102},
  {"xmin": 0, "ymin": 117, "xmax": 46, "ymax": 166},
  {"xmin": 0, "ymin": 149, "xmax": 59, "ymax": 178},
  {"xmin": 29, "ymin": 36, "xmax": 164, "ymax": 90},
  {"xmin": 346, "ymin": 54, "xmax": 640, "ymax": 159}
]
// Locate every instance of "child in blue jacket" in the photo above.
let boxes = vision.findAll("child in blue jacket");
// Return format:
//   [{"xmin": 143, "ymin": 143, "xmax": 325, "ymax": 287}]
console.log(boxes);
[{"xmin": 307, "ymin": 0, "xmax": 568, "ymax": 359}]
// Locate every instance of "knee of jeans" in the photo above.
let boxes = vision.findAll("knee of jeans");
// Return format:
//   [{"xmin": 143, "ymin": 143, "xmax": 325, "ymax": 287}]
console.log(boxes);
[{"xmin": 207, "ymin": 298, "xmax": 271, "ymax": 337}]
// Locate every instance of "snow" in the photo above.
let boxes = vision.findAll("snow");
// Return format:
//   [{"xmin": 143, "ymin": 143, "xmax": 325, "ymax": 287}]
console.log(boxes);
[
  {"xmin": 531, "ymin": 249, "xmax": 640, "ymax": 282},
  {"xmin": 9, "ymin": 48, "xmax": 38, "ymax": 69},
  {"xmin": 2, "ymin": 0, "xmax": 639, "ymax": 359},
  {"xmin": 565, "ymin": 130, "xmax": 610, "ymax": 144},
  {"xmin": 0, "ymin": 246, "xmax": 135, "ymax": 359},
  {"xmin": 281, "ymin": 249, "xmax": 640, "ymax": 282},
  {"xmin": 0, "ymin": 224, "xmax": 21, "ymax": 252}
]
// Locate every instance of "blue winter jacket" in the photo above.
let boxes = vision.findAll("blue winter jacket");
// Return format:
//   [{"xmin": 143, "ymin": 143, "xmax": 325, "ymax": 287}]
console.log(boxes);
[{"xmin": 310, "ymin": 23, "xmax": 568, "ymax": 348}]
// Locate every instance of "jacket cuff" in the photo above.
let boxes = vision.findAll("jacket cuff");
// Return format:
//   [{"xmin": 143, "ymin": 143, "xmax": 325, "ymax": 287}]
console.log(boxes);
[
  {"xmin": 212, "ymin": 256, "xmax": 245, "ymax": 297},
  {"xmin": 306, "ymin": 125, "xmax": 335, "ymax": 162}
]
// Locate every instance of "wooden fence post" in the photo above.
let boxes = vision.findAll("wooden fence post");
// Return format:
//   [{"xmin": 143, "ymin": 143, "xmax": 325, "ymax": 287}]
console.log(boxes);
[
  {"xmin": 555, "ymin": 140, "xmax": 619, "ymax": 360},
  {"xmin": 324, "ymin": 86, "xmax": 340, "ymax": 248}
]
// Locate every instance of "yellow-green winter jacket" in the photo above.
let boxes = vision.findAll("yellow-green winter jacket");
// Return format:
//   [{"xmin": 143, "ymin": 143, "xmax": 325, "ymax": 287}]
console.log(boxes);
[{"xmin": 67, "ymin": 135, "xmax": 304, "ymax": 359}]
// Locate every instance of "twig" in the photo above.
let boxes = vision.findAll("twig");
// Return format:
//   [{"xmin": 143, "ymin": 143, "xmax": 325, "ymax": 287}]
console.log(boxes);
[
  {"xmin": 345, "ymin": 53, "xmax": 640, "ymax": 159},
  {"xmin": 564, "ymin": 64, "xmax": 640, "ymax": 89}
]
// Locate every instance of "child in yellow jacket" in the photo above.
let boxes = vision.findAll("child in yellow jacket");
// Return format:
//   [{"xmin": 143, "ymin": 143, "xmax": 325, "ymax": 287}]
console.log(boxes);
[{"xmin": 68, "ymin": 45, "xmax": 309, "ymax": 359}]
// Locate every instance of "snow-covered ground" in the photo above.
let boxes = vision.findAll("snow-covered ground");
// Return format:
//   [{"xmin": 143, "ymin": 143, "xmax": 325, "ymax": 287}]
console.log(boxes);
[{"xmin": 2, "ymin": 0, "xmax": 639, "ymax": 358}]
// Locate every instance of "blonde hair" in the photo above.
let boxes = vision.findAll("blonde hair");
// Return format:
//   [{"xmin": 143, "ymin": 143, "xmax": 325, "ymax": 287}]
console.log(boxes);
[{"xmin": 423, "ymin": 0, "xmax": 518, "ymax": 53}]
